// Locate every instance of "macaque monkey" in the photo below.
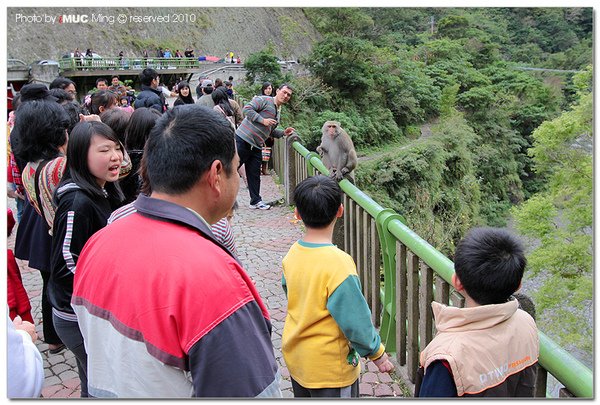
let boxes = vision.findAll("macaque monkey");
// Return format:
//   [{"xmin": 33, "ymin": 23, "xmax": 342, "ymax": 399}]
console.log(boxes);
[{"xmin": 317, "ymin": 121, "xmax": 358, "ymax": 182}]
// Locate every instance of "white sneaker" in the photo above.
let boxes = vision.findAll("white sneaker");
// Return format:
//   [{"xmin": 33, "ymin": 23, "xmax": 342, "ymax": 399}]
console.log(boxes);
[{"xmin": 249, "ymin": 201, "xmax": 271, "ymax": 210}]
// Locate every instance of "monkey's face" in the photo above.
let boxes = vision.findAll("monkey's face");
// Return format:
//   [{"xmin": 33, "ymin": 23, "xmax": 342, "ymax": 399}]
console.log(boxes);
[{"xmin": 327, "ymin": 124, "xmax": 337, "ymax": 137}]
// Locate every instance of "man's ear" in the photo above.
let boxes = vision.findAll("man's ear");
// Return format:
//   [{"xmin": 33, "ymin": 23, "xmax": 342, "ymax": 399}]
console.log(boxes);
[
  {"xmin": 336, "ymin": 204, "xmax": 344, "ymax": 218},
  {"xmin": 294, "ymin": 207, "xmax": 301, "ymax": 221},
  {"xmin": 452, "ymin": 273, "xmax": 464, "ymax": 292},
  {"xmin": 206, "ymin": 160, "xmax": 222, "ymax": 191}
]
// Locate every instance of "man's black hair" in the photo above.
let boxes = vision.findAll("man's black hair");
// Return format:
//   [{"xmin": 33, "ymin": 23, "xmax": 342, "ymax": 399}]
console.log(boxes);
[
  {"xmin": 453, "ymin": 227, "xmax": 527, "ymax": 305},
  {"xmin": 144, "ymin": 104, "xmax": 236, "ymax": 194},
  {"xmin": 278, "ymin": 83, "xmax": 294, "ymax": 91},
  {"xmin": 139, "ymin": 68, "xmax": 158, "ymax": 86},
  {"xmin": 49, "ymin": 77, "xmax": 76, "ymax": 90},
  {"xmin": 293, "ymin": 175, "xmax": 342, "ymax": 229},
  {"xmin": 111, "ymin": 75, "xmax": 120, "ymax": 80},
  {"xmin": 96, "ymin": 77, "xmax": 108, "ymax": 87}
]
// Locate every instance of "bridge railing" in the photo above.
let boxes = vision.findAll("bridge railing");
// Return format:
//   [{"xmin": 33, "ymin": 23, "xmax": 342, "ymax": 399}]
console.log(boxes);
[
  {"xmin": 270, "ymin": 134, "xmax": 593, "ymax": 398},
  {"xmin": 59, "ymin": 57, "xmax": 237, "ymax": 71}
]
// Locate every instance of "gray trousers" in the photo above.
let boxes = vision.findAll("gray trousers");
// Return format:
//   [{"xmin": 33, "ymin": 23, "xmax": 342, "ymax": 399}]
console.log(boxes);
[{"xmin": 52, "ymin": 314, "xmax": 88, "ymax": 397}]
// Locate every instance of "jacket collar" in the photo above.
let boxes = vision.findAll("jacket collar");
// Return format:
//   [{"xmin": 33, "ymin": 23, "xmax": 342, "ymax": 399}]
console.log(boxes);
[
  {"xmin": 431, "ymin": 299, "xmax": 519, "ymax": 332},
  {"xmin": 133, "ymin": 193, "xmax": 240, "ymax": 263},
  {"xmin": 140, "ymin": 84, "xmax": 162, "ymax": 95}
]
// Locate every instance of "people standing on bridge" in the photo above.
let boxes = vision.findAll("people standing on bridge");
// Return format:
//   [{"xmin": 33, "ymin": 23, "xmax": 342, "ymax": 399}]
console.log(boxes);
[
  {"xmin": 282, "ymin": 175, "xmax": 394, "ymax": 398},
  {"xmin": 133, "ymin": 68, "xmax": 166, "ymax": 113},
  {"xmin": 49, "ymin": 121, "xmax": 125, "ymax": 398},
  {"xmin": 415, "ymin": 227, "xmax": 539, "ymax": 397},
  {"xmin": 84, "ymin": 48, "xmax": 93, "ymax": 69},
  {"xmin": 74, "ymin": 48, "xmax": 83, "ymax": 68},
  {"xmin": 71, "ymin": 105, "xmax": 282, "ymax": 397},
  {"xmin": 184, "ymin": 47, "xmax": 194, "ymax": 58},
  {"xmin": 235, "ymin": 83, "xmax": 295, "ymax": 210},
  {"xmin": 196, "ymin": 79, "xmax": 215, "ymax": 108},
  {"xmin": 173, "ymin": 81, "xmax": 195, "ymax": 107}
]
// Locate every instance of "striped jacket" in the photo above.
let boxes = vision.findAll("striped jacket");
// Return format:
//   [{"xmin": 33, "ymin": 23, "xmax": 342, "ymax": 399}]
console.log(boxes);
[
  {"xmin": 72, "ymin": 194, "xmax": 281, "ymax": 397},
  {"xmin": 49, "ymin": 183, "xmax": 112, "ymax": 321},
  {"xmin": 235, "ymin": 96, "xmax": 284, "ymax": 148}
]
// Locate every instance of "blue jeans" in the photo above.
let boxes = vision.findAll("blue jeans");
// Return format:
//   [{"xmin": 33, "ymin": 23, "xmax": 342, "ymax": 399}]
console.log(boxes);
[{"xmin": 52, "ymin": 314, "xmax": 88, "ymax": 397}]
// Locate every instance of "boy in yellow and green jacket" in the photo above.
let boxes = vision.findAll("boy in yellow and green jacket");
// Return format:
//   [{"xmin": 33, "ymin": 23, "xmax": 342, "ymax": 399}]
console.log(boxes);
[{"xmin": 282, "ymin": 175, "xmax": 393, "ymax": 398}]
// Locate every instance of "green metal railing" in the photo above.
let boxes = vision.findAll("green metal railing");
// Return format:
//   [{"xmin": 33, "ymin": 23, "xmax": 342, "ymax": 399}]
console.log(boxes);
[
  {"xmin": 270, "ymin": 135, "xmax": 593, "ymax": 398},
  {"xmin": 59, "ymin": 57, "xmax": 234, "ymax": 72}
]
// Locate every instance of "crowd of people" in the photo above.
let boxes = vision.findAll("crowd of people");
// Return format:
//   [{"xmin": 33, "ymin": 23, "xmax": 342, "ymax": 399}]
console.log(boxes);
[{"xmin": 7, "ymin": 67, "xmax": 539, "ymax": 398}]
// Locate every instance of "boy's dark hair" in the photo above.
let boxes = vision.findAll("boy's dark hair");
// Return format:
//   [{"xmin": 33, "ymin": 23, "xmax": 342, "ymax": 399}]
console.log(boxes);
[
  {"xmin": 139, "ymin": 68, "xmax": 158, "ymax": 86},
  {"xmin": 90, "ymin": 90, "xmax": 117, "ymax": 115},
  {"xmin": 454, "ymin": 227, "xmax": 526, "ymax": 305},
  {"xmin": 144, "ymin": 104, "xmax": 236, "ymax": 194},
  {"xmin": 96, "ymin": 78, "xmax": 108, "ymax": 87},
  {"xmin": 278, "ymin": 83, "xmax": 294, "ymax": 92},
  {"xmin": 293, "ymin": 175, "xmax": 342, "ymax": 229}
]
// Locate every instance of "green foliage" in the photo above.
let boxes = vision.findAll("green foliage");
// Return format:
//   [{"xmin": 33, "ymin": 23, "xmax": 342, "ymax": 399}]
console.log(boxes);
[
  {"xmin": 439, "ymin": 84, "xmax": 460, "ymax": 117},
  {"xmin": 244, "ymin": 46, "xmax": 284, "ymax": 85},
  {"xmin": 306, "ymin": 35, "xmax": 377, "ymax": 98},
  {"xmin": 436, "ymin": 15, "xmax": 470, "ymax": 39},
  {"xmin": 304, "ymin": 8, "xmax": 374, "ymax": 38},
  {"xmin": 357, "ymin": 114, "xmax": 480, "ymax": 254},
  {"xmin": 512, "ymin": 68, "xmax": 592, "ymax": 353}
]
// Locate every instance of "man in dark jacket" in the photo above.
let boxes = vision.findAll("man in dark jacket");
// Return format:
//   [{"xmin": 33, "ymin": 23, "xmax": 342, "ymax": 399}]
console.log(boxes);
[{"xmin": 133, "ymin": 68, "xmax": 166, "ymax": 113}]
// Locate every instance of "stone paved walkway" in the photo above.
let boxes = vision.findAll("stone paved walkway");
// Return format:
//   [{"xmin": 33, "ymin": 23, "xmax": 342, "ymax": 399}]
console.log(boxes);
[{"xmin": 8, "ymin": 172, "xmax": 405, "ymax": 398}]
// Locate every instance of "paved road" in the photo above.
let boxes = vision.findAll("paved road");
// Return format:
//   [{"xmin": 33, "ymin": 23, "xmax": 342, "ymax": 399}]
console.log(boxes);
[{"xmin": 9, "ymin": 173, "xmax": 405, "ymax": 398}]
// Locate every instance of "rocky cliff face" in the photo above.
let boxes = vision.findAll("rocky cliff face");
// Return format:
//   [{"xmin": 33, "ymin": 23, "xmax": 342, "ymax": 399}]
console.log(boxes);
[{"xmin": 8, "ymin": 7, "xmax": 321, "ymax": 64}]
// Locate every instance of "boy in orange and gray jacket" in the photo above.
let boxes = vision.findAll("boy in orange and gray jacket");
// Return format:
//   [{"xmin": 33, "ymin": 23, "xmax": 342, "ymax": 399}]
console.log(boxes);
[{"xmin": 416, "ymin": 227, "xmax": 539, "ymax": 397}]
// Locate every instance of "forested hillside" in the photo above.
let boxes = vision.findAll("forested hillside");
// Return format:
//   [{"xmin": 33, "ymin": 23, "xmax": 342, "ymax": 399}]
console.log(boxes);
[{"xmin": 237, "ymin": 7, "xmax": 593, "ymax": 359}]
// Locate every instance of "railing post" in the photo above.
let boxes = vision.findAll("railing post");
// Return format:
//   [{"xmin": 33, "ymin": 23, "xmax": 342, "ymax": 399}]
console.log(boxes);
[
  {"xmin": 284, "ymin": 136, "xmax": 301, "ymax": 205},
  {"xmin": 375, "ymin": 209, "xmax": 406, "ymax": 353},
  {"xmin": 395, "ymin": 243, "xmax": 407, "ymax": 365}
]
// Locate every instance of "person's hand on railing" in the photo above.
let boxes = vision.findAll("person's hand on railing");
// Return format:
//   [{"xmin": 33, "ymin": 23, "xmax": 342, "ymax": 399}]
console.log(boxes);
[
  {"xmin": 373, "ymin": 352, "xmax": 394, "ymax": 373},
  {"xmin": 284, "ymin": 127, "xmax": 296, "ymax": 136}
]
